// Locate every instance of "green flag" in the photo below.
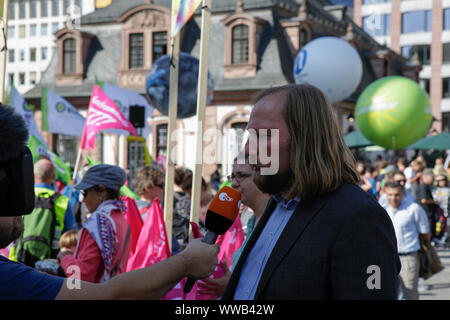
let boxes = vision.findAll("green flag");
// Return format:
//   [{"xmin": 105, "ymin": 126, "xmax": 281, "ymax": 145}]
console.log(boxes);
[
  {"xmin": 28, "ymin": 134, "xmax": 71, "ymax": 185},
  {"xmin": 86, "ymin": 156, "xmax": 139, "ymax": 200}
]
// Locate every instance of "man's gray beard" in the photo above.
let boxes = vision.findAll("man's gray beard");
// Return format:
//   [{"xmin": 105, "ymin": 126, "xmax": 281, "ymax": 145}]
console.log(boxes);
[
  {"xmin": 0, "ymin": 217, "xmax": 23, "ymax": 249},
  {"xmin": 253, "ymin": 169, "xmax": 294, "ymax": 197}
]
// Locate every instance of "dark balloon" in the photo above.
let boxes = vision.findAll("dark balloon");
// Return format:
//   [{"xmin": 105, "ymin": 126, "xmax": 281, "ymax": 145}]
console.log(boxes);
[{"xmin": 145, "ymin": 52, "xmax": 214, "ymax": 119}]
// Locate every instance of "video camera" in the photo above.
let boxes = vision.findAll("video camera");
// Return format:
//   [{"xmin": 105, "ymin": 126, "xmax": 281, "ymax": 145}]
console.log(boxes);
[{"xmin": 0, "ymin": 146, "xmax": 35, "ymax": 216}]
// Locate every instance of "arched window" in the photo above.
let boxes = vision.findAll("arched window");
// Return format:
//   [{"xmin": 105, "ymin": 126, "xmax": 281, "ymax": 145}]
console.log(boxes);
[
  {"xmin": 63, "ymin": 38, "xmax": 76, "ymax": 73},
  {"xmin": 232, "ymin": 24, "xmax": 249, "ymax": 64}
]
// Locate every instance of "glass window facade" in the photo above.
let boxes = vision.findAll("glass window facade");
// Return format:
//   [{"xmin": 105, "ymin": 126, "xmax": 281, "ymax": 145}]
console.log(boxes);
[
  {"xmin": 402, "ymin": 10, "xmax": 432, "ymax": 34},
  {"xmin": 363, "ymin": 14, "xmax": 391, "ymax": 36},
  {"xmin": 445, "ymin": 8, "xmax": 450, "ymax": 30},
  {"xmin": 443, "ymin": 43, "xmax": 450, "ymax": 64},
  {"xmin": 363, "ymin": 0, "xmax": 390, "ymax": 4},
  {"xmin": 443, "ymin": 78, "xmax": 450, "ymax": 98},
  {"xmin": 401, "ymin": 45, "xmax": 430, "ymax": 65}
]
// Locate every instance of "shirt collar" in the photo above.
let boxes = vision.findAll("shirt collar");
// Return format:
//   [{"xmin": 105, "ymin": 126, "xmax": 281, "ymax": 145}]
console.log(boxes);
[{"xmin": 272, "ymin": 195, "xmax": 301, "ymax": 210}]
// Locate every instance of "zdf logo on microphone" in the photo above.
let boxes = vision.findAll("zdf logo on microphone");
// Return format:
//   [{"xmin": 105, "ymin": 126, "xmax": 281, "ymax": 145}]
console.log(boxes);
[{"xmin": 219, "ymin": 192, "xmax": 233, "ymax": 202}]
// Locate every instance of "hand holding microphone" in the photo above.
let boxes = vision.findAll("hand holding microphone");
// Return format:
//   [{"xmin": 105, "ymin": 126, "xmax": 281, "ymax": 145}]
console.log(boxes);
[{"xmin": 184, "ymin": 186, "xmax": 241, "ymax": 293}]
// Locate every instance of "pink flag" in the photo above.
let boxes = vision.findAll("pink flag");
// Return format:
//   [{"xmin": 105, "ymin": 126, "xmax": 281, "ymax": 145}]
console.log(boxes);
[
  {"xmin": 122, "ymin": 196, "xmax": 144, "ymax": 256},
  {"xmin": 216, "ymin": 214, "xmax": 245, "ymax": 270},
  {"xmin": 126, "ymin": 198, "xmax": 171, "ymax": 272},
  {"xmin": 80, "ymin": 85, "xmax": 137, "ymax": 150}
]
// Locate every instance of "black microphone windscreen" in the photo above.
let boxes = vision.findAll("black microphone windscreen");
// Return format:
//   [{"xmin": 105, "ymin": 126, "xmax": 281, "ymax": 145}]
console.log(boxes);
[{"xmin": 0, "ymin": 105, "xmax": 29, "ymax": 163}]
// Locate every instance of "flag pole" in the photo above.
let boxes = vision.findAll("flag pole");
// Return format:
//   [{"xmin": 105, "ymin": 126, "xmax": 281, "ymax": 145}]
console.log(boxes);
[
  {"xmin": 163, "ymin": 28, "xmax": 180, "ymax": 254},
  {"xmin": 0, "ymin": 0, "xmax": 10, "ymax": 103},
  {"xmin": 189, "ymin": 0, "xmax": 211, "ymax": 240}
]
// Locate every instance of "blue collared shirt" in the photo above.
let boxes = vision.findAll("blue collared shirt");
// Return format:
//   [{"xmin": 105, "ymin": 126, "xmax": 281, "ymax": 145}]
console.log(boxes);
[
  {"xmin": 35, "ymin": 183, "xmax": 78, "ymax": 232},
  {"xmin": 234, "ymin": 195, "xmax": 300, "ymax": 300},
  {"xmin": 383, "ymin": 198, "xmax": 429, "ymax": 253}
]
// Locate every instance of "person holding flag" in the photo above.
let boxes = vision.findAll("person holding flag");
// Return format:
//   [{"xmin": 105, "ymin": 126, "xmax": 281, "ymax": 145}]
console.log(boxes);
[{"xmin": 58, "ymin": 164, "xmax": 132, "ymax": 283}]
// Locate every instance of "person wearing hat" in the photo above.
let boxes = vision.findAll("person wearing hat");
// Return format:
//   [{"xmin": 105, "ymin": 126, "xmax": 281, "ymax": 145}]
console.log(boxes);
[{"xmin": 58, "ymin": 164, "xmax": 132, "ymax": 283}]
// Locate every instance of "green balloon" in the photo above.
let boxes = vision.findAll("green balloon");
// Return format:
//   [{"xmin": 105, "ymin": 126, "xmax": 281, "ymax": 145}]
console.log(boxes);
[{"xmin": 355, "ymin": 76, "xmax": 432, "ymax": 149}]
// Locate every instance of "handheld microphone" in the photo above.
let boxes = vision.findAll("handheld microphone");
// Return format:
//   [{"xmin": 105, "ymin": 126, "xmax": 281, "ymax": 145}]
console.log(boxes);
[{"xmin": 183, "ymin": 186, "xmax": 241, "ymax": 293}]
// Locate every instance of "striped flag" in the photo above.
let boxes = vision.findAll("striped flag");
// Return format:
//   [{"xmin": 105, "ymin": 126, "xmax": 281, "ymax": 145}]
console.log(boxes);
[
  {"xmin": 97, "ymin": 80, "xmax": 153, "ymax": 137},
  {"xmin": 171, "ymin": 0, "xmax": 202, "ymax": 38},
  {"xmin": 41, "ymin": 87, "xmax": 85, "ymax": 136},
  {"xmin": 80, "ymin": 85, "xmax": 137, "ymax": 150}
]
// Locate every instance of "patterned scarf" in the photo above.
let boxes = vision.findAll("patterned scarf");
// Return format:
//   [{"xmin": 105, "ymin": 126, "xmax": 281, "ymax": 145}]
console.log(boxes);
[{"xmin": 79, "ymin": 199, "xmax": 126, "ymax": 283}]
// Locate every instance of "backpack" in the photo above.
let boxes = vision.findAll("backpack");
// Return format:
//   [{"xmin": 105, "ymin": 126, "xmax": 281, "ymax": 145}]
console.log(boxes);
[
  {"xmin": 435, "ymin": 207, "xmax": 447, "ymax": 239},
  {"xmin": 16, "ymin": 191, "xmax": 62, "ymax": 267}
]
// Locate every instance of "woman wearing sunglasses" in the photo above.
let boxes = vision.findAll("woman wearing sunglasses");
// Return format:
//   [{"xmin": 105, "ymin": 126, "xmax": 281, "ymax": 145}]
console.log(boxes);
[{"xmin": 57, "ymin": 164, "xmax": 131, "ymax": 283}]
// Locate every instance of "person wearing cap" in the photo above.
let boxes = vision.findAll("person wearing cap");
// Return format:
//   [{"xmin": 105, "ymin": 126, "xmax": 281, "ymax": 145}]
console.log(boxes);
[
  {"xmin": 0, "ymin": 103, "xmax": 219, "ymax": 300},
  {"xmin": 58, "ymin": 164, "xmax": 132, "ymax": 283}
]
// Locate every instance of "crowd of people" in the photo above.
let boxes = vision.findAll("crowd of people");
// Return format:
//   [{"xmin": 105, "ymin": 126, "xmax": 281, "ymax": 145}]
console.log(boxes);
[
  {"xmin": 357, "ymin": 154, "xmax": 450, "ymax": 245},
  {"xmin": 2, "ymin": 83, "xmax": 448, "ymax": 301},
  {"xmin": 356, "ymin": 153, "xmax": 450, "ymax": 299}
]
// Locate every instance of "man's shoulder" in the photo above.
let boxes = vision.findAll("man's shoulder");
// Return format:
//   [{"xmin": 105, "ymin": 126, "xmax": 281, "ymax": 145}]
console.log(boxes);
[
  {"xmin": 318, "ymin": 183, "xmax": 387, "ymax": 219},
  {"xmin": 0, "ymin": 256, "xmax": 64, "ymax": 300}
]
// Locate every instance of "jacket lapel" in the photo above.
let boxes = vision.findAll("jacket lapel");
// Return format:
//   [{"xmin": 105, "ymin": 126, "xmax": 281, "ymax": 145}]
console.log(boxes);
[
  {"xmin": 254, "ymin": 196, "xmax": 326, "ymax": 299},
  {"xmin": 223, "ymin": 197, "xmax": 277, "ymax": 299}
]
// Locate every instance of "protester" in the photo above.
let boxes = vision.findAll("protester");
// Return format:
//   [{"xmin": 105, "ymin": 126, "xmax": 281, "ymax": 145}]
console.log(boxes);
[
  {"xmin": 382, "ymin": 182, "xmax": 430, "ymax": 300},
  {"xmin": 432, "ymin": 174, "xmax": 450, "ymax": 246},
  {"xmin": 397, "ymin": 157, "xmax": 408, "ymax": 172},
  {"xmin": 378, "ymin": 170, "xmax": 416, "ymax": 207},
  {"xmin": 197, "ymin": 160, "xmax": 271, "ymax": 298},
  {"xmin": 417, "ymin": 169, "xmax": 440, "ymax": 239},
  {"xmin": 0, "ymin": 103, "xmax": 220, "ymax": 300},
  {"xmin": 356, "ymin": 161, "xmax": 373, "ymax": 193},
  {"xmin": 404, "ymin": 159, "xmax": 424, "ymax": 198},
  {"xmin": 57, "ymin": 164, "xmax": 133, "ymax": 283},
  {"xmin": 133, "ymin": 164, "xmax": 181, "ymax": 253},
  {"xmin": 181, "ymin": 173, "xmax": 213, "ymax": 221},
  {"xmin": 210, "ymin": 164, "xmax": 222, "ymax": 191},
  {"xmin": 14, "ymin": 159, "xmax": 77, "ymax": 266},
  {"xmin": 59, "ymin": 230, "xmax": 78, "ymax": 254},
  {"xmin": 434, "ymin": 174, "xmax": 450, "ymax": 218},
  {"xmin": 222, "ymin": 84, "xmax": 400, "ymax": 300},
  {"xmin": 62, "ymin": 165, "xmax": 91, "ymax": 228}
]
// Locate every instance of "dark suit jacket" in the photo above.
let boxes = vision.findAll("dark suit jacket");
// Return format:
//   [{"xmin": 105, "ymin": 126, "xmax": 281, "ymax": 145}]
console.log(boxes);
[{"xmin": 222, "ymin": 183, "xmax": 401, "ymax": 300}]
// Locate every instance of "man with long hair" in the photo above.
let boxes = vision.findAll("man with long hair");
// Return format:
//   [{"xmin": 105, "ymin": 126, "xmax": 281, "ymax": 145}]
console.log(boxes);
[{"xmin": 222, "ymin": 84, "xmax": 400, "ymax": 300}]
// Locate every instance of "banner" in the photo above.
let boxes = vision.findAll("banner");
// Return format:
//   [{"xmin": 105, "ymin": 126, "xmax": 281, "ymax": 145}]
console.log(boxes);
[
  {"xmin": 41, "ymin": 88, "xmax": 85, "ymax": 136},
  {"xmin": 216, "ymin": 214, "xmax": 245, "ymax": 270},
  {"xmin": 10, "ymin": 85, "xmax": 47, "ymax": 147},
  {"xmin": 171, "ymin": 0, "xmax": 202, "ymax": 38},
  {"xmin": 97, "ymin": 81, "xmax": 153, "ymax": 138},
  {"xmin": 126, "ymin": 198, "xmax": 171, "ymax": 271},
  {"xmin": 80, "ymin": 85, "xmax": 137, "ymax": 150},
  {"xmin": 28, "ymin": 134, "xmax": 71, "ymax": 185},
  {"xmin": 122, "ymin": 196, "xmax": 144, "ymax": 256}
]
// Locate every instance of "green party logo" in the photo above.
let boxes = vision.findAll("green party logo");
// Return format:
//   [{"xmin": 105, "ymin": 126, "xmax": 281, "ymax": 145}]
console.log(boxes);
[
  {"xmin": 56, "ymin": 102, "xmax": 66, "ymax": 113},
  {"xmin": 23, "ymin": 101, "xmax": 32, "ymax": 112}
]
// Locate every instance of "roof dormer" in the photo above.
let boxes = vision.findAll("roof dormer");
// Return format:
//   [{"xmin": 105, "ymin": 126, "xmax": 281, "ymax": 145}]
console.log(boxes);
[{"xmin": 55, "ymin": 28, "xmax": 95, "ymax": 86}]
